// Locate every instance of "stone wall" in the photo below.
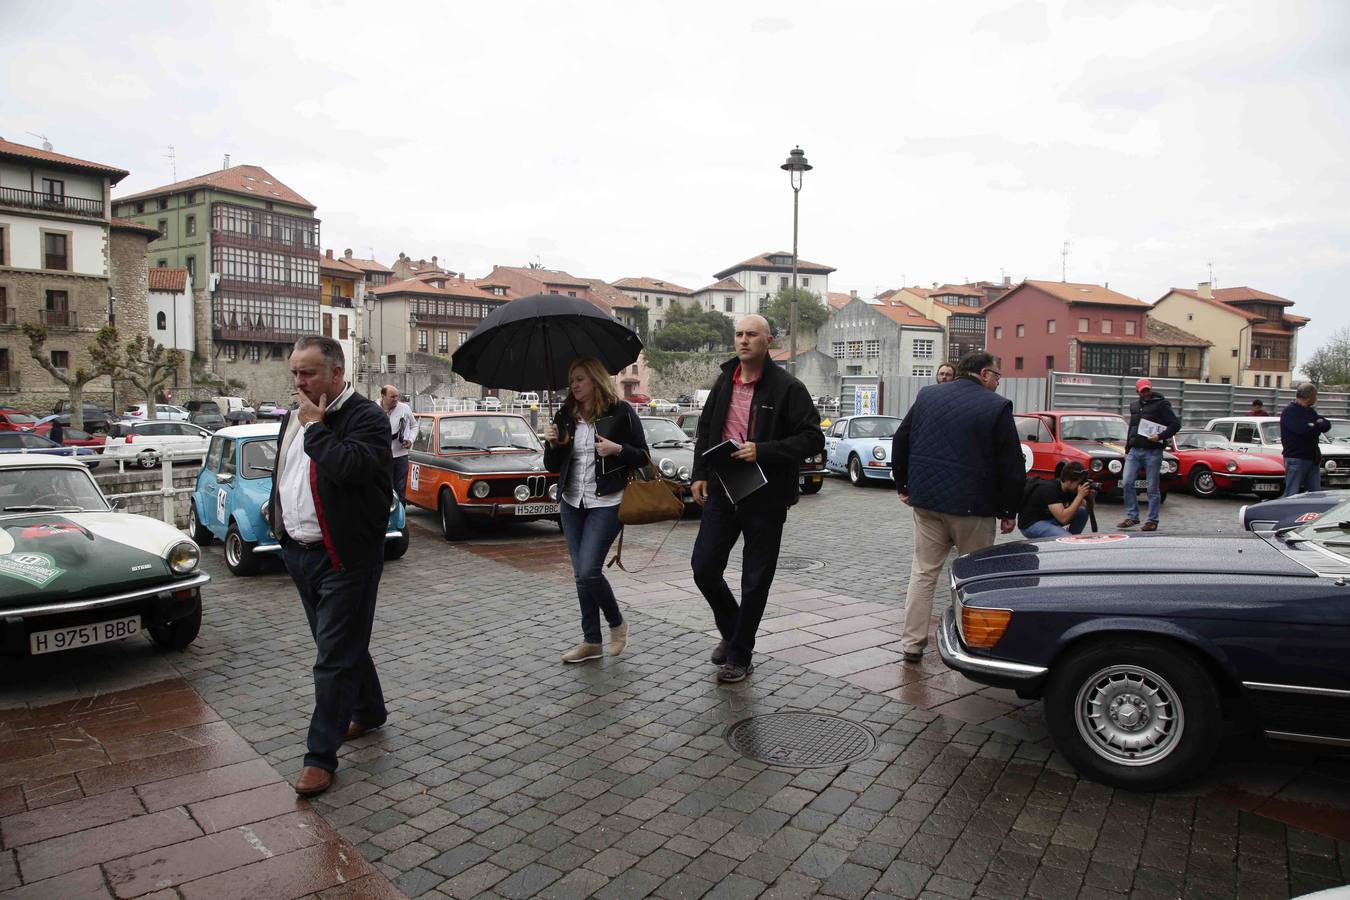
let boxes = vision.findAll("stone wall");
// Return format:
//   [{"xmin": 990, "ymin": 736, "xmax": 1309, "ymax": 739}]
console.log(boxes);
[
  {"xmin": 94, "ymin": 462, "xmax": 201, "ymax": 529},
  {"xmin": 0, "ymin": 268, "xmax": 114, "ymax": 411},
  {"xmin": 644, "ymin": 351, "xmax": 728, "ymax": 399}
]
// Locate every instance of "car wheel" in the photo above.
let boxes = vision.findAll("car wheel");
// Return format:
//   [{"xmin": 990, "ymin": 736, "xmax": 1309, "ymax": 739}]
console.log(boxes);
[
  {"xmin": 224, "ymin": 523, "xmax": 261, "ymax": 576},
  {"xmin": 137, "ymin": 450, "xmax": 160, "ymax": 469},
  {"xmin": 848, "ymin": 455, "xmax": 865, "ymax": 486},
  {"xmin": 189, "ymin": 501, "xmax": 214, "ymax": 544},
  {"xmin": 1044, "ymin": 639, "xmax": 1222, "ymax": 791},
  {"xmin": 800, "ymin": 476, "xmax": 823, "ymax": 495},
  {"xmin": 1186, "ymin": 468, "xmax": 1216, "ymax": 497},
  {"xmin": 439, "ymin": 488, "xmax": 471, "ymax": 541},
  {"xmin": 149, "ymin": 602, "xmax": 201, "ymax": 651},
  {"xmin": 384, "ymin": 528, "xmax": 410, "ymax": 560}
]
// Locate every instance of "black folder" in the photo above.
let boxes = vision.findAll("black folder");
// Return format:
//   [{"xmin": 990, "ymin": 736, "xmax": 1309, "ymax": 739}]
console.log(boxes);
[{"xmin": 701, "ymin": 439, "xmax": 768, "ymax": 503}]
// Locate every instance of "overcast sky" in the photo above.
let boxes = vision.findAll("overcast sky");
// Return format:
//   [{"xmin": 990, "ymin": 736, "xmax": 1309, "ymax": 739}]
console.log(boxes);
[{"xmin": 5, "ymin": 0, "xmax": 1347, "ymax": 363}]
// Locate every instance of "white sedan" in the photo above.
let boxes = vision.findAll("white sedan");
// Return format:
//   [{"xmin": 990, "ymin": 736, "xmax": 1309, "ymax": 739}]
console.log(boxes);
[
  {"xmin": 648, "ymin": 399, "xmax": 681, "ymax": 413},
  {"xmin": 123, "ymin": 403, "xmax": 191, "ymax": 422},
  {"xmin": 102, "ymin": 421, "xmax": 212, "ymax": 468}
]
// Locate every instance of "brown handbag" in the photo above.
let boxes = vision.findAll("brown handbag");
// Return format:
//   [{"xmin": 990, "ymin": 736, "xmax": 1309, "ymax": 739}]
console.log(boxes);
[{"xmin": 617, "ymin": 463, "xmax": 685, "ymax": 525}]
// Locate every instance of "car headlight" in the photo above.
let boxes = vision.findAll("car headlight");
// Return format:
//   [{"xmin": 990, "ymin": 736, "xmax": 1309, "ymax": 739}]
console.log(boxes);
[
  {"xmin": 1326, "ymin": 459, "xmax": 1338, "ymax": 472},
  {"xmin": 659, "ymin": 457, "xmax": 677, "ymax": 477},
  {"xmin": 1162, "ymin": 460, "xmax": 1177, "ymax": 474},
  {"xmin": 1107, "ymin": 459, "xmax": 1122, "ymax": 474},
  {"xmin": 1091, "ymin": 459, "xmax": 1104, "ymax": 472},
  {"xmin": 548, "ymin": 484, "xmax": 559, "ymax": 500},
  {"xmin": 514, "ymin": 484, "xmax": 531, "ymax": 502},
  {"xmin": 871, "ymin": 446, "xmax": 886, "ymax": 461},
  {"xmin": 1226, "ymin": 460, "xmax": 1238, "ymax": 473},
  {"xmin": 678, "ymin": 465, "xmax": 690, "ymax": 481},
  {"xmin": 471, "ymin": 480, "xmax": 490, "ymax": 498},
  {"xmin": 167, "ymin": 540, "xmax": 200, "ymax": 575}
]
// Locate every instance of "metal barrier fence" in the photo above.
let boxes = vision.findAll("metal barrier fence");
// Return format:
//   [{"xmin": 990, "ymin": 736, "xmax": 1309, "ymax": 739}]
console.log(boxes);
[
  {"xmin": 1047, "ymin": 372, "xmax": 1350, "ymax": 425},
  {"xmin": 95, "ymin": 448, "xmax": 206, "ymax": 526}
]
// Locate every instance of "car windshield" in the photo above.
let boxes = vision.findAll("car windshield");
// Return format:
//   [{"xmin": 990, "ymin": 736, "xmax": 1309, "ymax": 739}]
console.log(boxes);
[
  {"xmin": 1176, "ymin": 432, "xmax": 1232, "ymax": 450},
  {"xmin": 1288, "ymin": 499, "xmax": 1350, "ymax": 549},
  {"xmin": 241, "ymin": 440, "xmax": 277, "ymax": 477},
  {"xmin": 437, "ymin": 415, "xmax": 541, "ymax": 452},
  {"xmin": 4, "ymin": 413, "xmax": 38, "ymax": 425},
  {"xmin": 1060, "ymin": 416, "xmax": 1127, "ymax": 442},
  {"xmin": 0, "ymin": 466, "xmax": 108, "ymax": 512},
  {"xmin": 642, "ymin": 418, "xmax": 691, "ymax": 446},
  {"xmin": 1258, "ymin": 421, "xmax": 1282, "ymax": 445},
  {"xmin": 1323, "ymin": 421, "xmax": 1350, "ymax": 444},
  {"xmin": 847, "ymin": 417, "xmax": 902, "ymax": 440}
]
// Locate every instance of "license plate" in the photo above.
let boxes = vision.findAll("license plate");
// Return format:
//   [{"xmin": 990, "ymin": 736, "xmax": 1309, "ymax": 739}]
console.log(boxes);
[
  {"xmin": 515, "ymin": 503, "xmax": 559, "ymax": 516},
  {"xmin": 1254, "ymin": 483, "xmax": 1281, "ymax": 493},
  {"xmin": 30, "ymin": 615, "xmax": 139, "ymax": 655},
  {"xmin": 1134, "ymin": 480, "xmax": 1149, "ymax": 489}
]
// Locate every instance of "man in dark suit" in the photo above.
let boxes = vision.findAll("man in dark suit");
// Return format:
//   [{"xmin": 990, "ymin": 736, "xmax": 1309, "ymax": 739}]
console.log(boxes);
[{"xmin": 270, "ymin": 335, "xmax": 392, "ymax": 797}]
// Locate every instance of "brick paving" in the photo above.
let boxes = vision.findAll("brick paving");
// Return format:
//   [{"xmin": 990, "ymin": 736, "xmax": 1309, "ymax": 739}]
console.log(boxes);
[{"xmin": 1, "ymin": 476, "xmax": 1348, "ymax": 898}]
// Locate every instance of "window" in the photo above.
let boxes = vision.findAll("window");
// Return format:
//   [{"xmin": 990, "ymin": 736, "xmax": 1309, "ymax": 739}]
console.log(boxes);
[
  {"xmin": 831, "ymin": 342, "xmax": 845, "ymax": 358},
  {"xmin": 1080, "ymin": 344, "xmax": 1149, "ymax": 376},
  {"xmin": 865, "ymin": 339, "xmax": 880, "ymax": 358},
  {"xmin": 802, "ymin": 277, "xmax": 810, "ymax": 288},
  {"xmin": 1277, "ymin": 376, "xmax": 1283, "ymax": 388},
  {"xmin": 1015, "ymin": 324, "xmax": 1024, "ymax": 338},
  {"xmin": 157, "ymin": 219, "xmax": 168, "ymax": 238},
  {"xmin": 1047, "ymin": 319, "xmax": 1056, "ymax": 334},
  {"xmin": 43, "ymin": 232, "xmax": 69, "ymax": 270},
  {"xmin": 437, "ymin": 330, "xmax": 448, "ymax": 353},
  {"xmin": 656, "ymin": 297, "xmax": 663, "ymax": 308},
  {"xmin": 1187, "ymin": 313, "xmax": 1194, "ymax": 321},
  {"xmin": 1124, "ymin": 320, "xmax": 1136, "ymax": 335},
  {"xmin": 1078, "ymin": 317, "xmax": 1089, "ymax": 333},
  {"xmin": 418, "ymin": 329, "xmax": 428, "ymax": 352},
  {"xmin": 41, "ymin": 177, "xmax": 64, "ymax": 200},
  {"xmin": 994, "ymin": 326, "xmax": 1003, "ymax": 340},
  {"xmin": 339, "ymin": 316, "xmax": 349, "ymax": 340},
  {"xmin": 724, "ymin": 298, "xmax": 734, "ymax": 312},
  {"xmin": 0, "ymin": 225, "xmax": 7, "ymax": 265},
  {"xmin": 847, "ymin": 365, "xmax": 862, "ymax": 375},
  {"xmin": 135, "ymin": 201, "xmax": 145, "ymax": 214},
  {"xmin": 156, "ymin": 312, "xmax": 167, "ymax": 331},
  {"xmin": 157, "ymin": 259, "xmax": 167, "ymax": 267},
  {"xmin": 912, "ymin": 339, "xmax": 934, "ymax": 359},
  {"xmin": 50, "ymin": 350, "xmax": 69, "ymax": 369},
  {"xmin": 759, "ymin": 275, "xmax": 767, "ymax": 286},
  {"xmin": 44, "ymin": 290, "xmax": 69, "ymax": 327},
  {"xmin": 779, "ymin": 276, "xmax": 789, "ymax": 290},
  {"xmin": 912, "ymin": 366, "xmax": 933, "ymax": 378},
  {"xmin": 1014, "ymin": 356, "xmax": 1024, "ymax": 370},
  {"xmin": 1101, "ymin": 319, "xmax": 1112, "ymax": 334},
  {"xmin": 322, "ymin": 313, "xmax": 332, "ymax": 337},
  {"xmin": 1231, "ymin": 348, "xmax": 1239, "ymax": 358},
  {"xmin": 1221, "ymin": 376, "xmax": 1231, "ymax": 384},
  {"xmin": 224, "ymin": 344, "xmax": 238, "ymax": 361},
  {"xmin": 567, "ymin": 291, "xmax": 576, "ymax": 297},
  {"xmin": 157, "ymin": 198, "xmax": 168, "ymax": 210},
  {"xmin": 246, "ymin": 345, "xmax": 261, "ymax": 363},
  {"xmin": 186, "ymin": 192, "xmax": 196, "ymax": 204},
  {"xmin": 1046, "ymin": 355, "xmax": 1055, "ymax": 370},
  {"xmin": 846, "ymin": 340, "xmax": 863, "ymax": 359},
  {"xmin": 185, "ymin": 256, "xmax": 195, "ymax": 281},
  {"xmin": 1264, "ymin": 375, "xmax": 1272, "ymax": 387},
  {"xmin": 186, "ymin": 215, "xmax": 196, "ymax": 236},
  {"xmin": 458, "ymin": 332, "xmax": 467, "ymax": 346}
]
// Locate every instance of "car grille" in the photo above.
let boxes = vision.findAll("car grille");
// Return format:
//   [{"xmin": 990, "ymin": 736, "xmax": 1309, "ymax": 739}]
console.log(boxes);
[{"xmin": 482, "ymin": 475, "xmax": 552, "ymax": 499}]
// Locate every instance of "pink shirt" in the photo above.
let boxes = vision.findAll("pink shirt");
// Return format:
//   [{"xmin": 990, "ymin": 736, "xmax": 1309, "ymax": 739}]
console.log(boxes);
[{"xmin": 721, "ymin": 365, "xmax": 759, "ymax": 444}]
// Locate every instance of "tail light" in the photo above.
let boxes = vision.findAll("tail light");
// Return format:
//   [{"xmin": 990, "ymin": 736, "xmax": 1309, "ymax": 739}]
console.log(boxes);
[
  {"xmin": 125, "ymin": 434, "xmax": 134, "ymax": 444},
  {"xmin": 961, "ymin": 607, "xmax": 1012, "ymax": 648}
]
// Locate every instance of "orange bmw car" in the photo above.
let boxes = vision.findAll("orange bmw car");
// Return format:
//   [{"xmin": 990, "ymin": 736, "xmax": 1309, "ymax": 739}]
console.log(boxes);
[{"xmin": 406, "ymin": 412, "xmax": 560, "ymax": 540}]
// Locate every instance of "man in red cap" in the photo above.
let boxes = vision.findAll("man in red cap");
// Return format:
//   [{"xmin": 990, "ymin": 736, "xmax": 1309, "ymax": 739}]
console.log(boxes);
[{"xmin": 1119, "ymin": 378, "xmax": 1180, "ymax": 531}]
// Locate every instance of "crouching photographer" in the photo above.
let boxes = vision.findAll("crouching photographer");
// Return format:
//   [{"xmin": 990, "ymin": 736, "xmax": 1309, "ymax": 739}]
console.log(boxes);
[{"xmin": 1019, "ymin": 461, "xmax": 1094, "ymax": 539}]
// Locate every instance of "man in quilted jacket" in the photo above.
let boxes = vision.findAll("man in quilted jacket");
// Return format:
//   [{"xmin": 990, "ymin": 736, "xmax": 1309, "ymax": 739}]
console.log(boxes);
[{"xmin": 891, "ymin": 350, "xmax": 1025, "ymax": 662}]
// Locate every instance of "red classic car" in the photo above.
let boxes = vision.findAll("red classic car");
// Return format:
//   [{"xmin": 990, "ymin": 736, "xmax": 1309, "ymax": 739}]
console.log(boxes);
[
  {"xmin": 1015, "ymin": 410, "xmax": 1182, "ymax": 498},
  {"xmin": 1170, "ymin": 429, "xmax": 1285, "ymax": 498},
  {"xmin": 0, "ymin": 410, "xmax": 38, "ymax": 433}
]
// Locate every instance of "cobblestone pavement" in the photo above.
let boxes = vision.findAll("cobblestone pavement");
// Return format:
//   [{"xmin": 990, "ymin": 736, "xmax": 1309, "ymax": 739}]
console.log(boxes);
[{"xmin": 2, "ymin": 477, "xmax": 1348, "ymax": 899}]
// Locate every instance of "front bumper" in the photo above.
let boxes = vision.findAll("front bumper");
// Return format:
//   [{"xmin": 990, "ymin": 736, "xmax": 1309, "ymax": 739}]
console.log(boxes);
[
  {"xmin": 936, "ymin": 606, "xmax": 1048, "ymax": 691},
  {"xmin": 459, "ymin": 501, "xmax": 561, "ymax": 519}
]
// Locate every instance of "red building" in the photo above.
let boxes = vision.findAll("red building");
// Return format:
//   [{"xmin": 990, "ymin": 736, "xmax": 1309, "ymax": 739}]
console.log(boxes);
[{"xmin": 983, "ymin": 280, "xmax": 1152, "ymax": 378}]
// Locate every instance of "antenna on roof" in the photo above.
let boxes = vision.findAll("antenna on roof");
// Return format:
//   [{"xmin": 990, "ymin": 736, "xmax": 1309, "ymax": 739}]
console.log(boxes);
[
  {"xmin": 222, "ymin": 153, "xmax": 230, "ymax": 170},
  {"xmin": 26, "ymin": 132, "xmax": 53, "ymax": 151},
  {"xmin": 1207, "ymin": 260, "xmax": 1215, "ymax": 288},
  {"xmin": 165, "ymin": 145, "xmax": 177, "ymax": 182},
  {"xmin": 1060, "ymin": 240, "xmax": 1071, "ymax": 282}
]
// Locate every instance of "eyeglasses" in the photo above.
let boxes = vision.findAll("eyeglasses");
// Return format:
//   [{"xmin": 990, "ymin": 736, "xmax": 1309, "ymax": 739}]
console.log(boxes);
[{"xmin": 983, "ymin": 369, "xmax": 1003, "ymax": 380}]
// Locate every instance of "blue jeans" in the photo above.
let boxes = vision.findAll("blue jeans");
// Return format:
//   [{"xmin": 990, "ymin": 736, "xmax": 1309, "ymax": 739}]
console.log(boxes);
[
  {"xmin": 389, "ymin": 456, "xmax": 409, "ymax": 503},
  {"xmin": 282, "ymin": 544, "xmax": 386, "ymax": 773},
  {"xmin": 559, "ymin": 501, "xmax": 625, "ymax": 644},
  {"xmin": 1122, "ymin": 447, "xmax": 1163, "ymax": 524},
  {"xmin": 1284, "ymin": 457, "xmax": 1321, "ymax": 496},
  {"xmin": 1021, "ymin": 505, "xmax": 1089, "ymax": 539}
]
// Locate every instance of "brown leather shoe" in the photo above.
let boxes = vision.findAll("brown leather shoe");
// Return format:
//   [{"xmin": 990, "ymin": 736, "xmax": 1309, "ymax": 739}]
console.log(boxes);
[
  {"xmin": 294, "ymin": 766, "xmax": 332, "ymax": 797},
  {"xmin": 346, "ymin": 720, "xmax": 384, "ymax": 740},
  {"xmin": 1117, "ymin": 518, "xmax": 1139, "ymax": 529},
  {"xmin": 1141, "ymin": 521, "xmax": 1158, "ymax": 532}
]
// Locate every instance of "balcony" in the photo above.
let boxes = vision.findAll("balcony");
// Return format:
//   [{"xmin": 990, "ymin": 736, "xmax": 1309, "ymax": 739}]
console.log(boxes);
[
  {"xmin": 39, "ymin": 308, "xmax": 79, "ymax": 329},
  {"xmin": 0, "ymin": 187, "xmax": 104, "ymax": 218},
  {"xmin": 1247, "ymin": 357, "xmax": 1291, "ymax": 373},
  {"xmin": 1154, "ymin": 366, "xmax": 1202, "ymax": 380},
  {"xmin": 0, "ymin": 370, "xmax": 17, "ymax": 392},
  {"xmin": 327, "ymin": 296, "xmax": 353, "ymax": 308},
  {"xmin": 213, "ymin": 322, "xmax": 306, "ymax": 344}
]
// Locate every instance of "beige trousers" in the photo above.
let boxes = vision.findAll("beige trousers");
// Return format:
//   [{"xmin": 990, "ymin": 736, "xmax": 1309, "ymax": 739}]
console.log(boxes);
[{"xmin": 901, "ymin": 507, "xmax": 996, "ymax": 652}]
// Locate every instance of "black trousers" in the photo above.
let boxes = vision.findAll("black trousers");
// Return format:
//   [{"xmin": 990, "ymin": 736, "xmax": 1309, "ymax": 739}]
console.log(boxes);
[
  {"xmin": 282, "ymin": 544, "xmax": 386, "ymax": 773},
  {"xmin": 691, "ymin": 490, "xmax": 787, "ymax": 667}
]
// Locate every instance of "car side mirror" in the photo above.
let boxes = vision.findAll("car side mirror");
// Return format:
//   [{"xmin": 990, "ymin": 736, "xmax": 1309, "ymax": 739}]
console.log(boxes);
[
  {"xmin": 216, "ymin": 473, "xmax": 234, "ymax": 485},
  {"xmin": 111, "ymin": 497, "xmax": 127, "ymax": 511}
]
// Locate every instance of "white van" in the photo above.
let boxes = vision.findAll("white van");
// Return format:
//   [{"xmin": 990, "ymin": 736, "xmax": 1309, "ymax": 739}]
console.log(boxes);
[
  {"xmin": 515, "ymin": 392, "xmax": 540, "ymax": 407},
  {"xmin": 213, "ymin": 396, "xmax": 253, "ymax": 414},
  {"xmin": 694, "ymin": 389, "xmax": 712, "ymax": 409}
]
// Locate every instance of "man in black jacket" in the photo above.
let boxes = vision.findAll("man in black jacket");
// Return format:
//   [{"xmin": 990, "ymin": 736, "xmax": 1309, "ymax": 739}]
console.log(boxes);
[
  {"xmin": 271, "ymin": 335, "xmax": 392, "ymax": 797},
  {"xmin": 1118, "ymin": 378, "xmax": 1181, "ymax": 531},
  {"xmin": 691, "ymin": 315, "xmax": 824, "ymax": 683},
  {"xmin": 1281, "ymin": 382, "xmax": 1331, "ymax": 496}
]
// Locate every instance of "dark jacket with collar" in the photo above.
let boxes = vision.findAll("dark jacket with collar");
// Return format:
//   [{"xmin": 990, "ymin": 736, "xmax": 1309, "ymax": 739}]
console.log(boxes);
[
  {"xmin": 891, "ymin": 376, "xmax": 1025, "ymax": 519},
  {"xmin": 1126, "ymin": 391, "xmax": 1182, "ymax": 450},
  {"xmin": 544, "ymin": 399, "xmax": 649, "ymax": 497},
  {"xmin": 691, "ymin": 357, "xmax": 824, "ymax": 508},
  {"xmin": 1280, "ymin": 401, "xmax": 1331, "ymax": 460},
  {"xmin": 269, "ymin": 389, "xmax": 392, "ymax": 571}
]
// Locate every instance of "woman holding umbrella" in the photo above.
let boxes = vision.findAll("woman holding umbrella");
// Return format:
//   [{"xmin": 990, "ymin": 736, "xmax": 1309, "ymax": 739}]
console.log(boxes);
[{"xmin": 544, "ymin": 357, "xmax": 649, "ymax": 663}]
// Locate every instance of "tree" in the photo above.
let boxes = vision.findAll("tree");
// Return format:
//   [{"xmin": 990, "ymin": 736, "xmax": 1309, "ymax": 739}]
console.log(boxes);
[
  {"xmin": 764, "ymin": 287, "xmax": 830, "ymax": 339},
  {"xmin": 650, "ymin": 303, "xmax": 736, "ymax": 352},
  {"xmin": 22, "ymin": 322, "xmax": 121, "ymax": 431},
  {"xmin": 108, "ymin": 335, "xmax": 185, "ymax": 420},
  {"xmin": 1301, "ymin": 327, "xmax": 1350, "ymax": 388}
]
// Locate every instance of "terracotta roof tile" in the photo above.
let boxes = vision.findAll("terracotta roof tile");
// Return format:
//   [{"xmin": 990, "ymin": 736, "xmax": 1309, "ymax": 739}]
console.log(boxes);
[
  {"xmin": 1213, "ymin": 286, "xmax": 1293, "ymax": 306},
  {"xmin": 986, "ymin": 280, "xmax": 1148, "ymax": 314},
  {"xmin": 0, "ymin": 138, "xmax": 129, "ymax": 181},
  {"xmin": 1145, "ymin": 318, "xmax": 1210, "ymax": 347},
  {"xmin": 320, "ymin": 255, "xmax": 363, "ymax": 276},
  {"xmin": 692, "ymin": 277, "xmax": 745, "ymax": 294},
  {"xmin": 340, "ymin": 254, "xmax": 394, "ymax": 274},
  {"xmin": 930, "ymin": 284, "xmax": 985, "ymax": 299},
  {"xmin": 826, "ymin": 291, "xmax": 854, "ymax": 310},
  {"xmin": 580, "ymin": 279, "xmax": 637, "ymax": 310},
  {"xmin": 1162, "ymin": 288, "xmax": 1265, "ymax": 321},
  {"xmin": 147, "ymin": 266, "xmax": 188, "ymax": 292},
  {"xmin": 491, "ymin": 265, "xmax": 591, "ymax": 289},
  {"xmin": 875, "ymin": 304, "xmax": 943, "ymax": 329},
  {"xmin": 613, "ymin": 277, "xmax": 693, "ymax": 295},
  {"xmin": 116, "ymin": 165, "xmax": 315, "ymax": 210},
  {"xmin": 714, "ymin": 251, "xmax": 836, "ymax": 280},
  {"xmin": 110, "ymin": 217, "xmax": 162, "ymax": 239},
  {"xmin": 373, "ymin": 276, "xmax": 518, "ymax": 303}
]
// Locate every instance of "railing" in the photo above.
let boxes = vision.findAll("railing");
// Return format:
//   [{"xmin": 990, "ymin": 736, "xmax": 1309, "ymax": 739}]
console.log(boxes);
[
  {"xmin": 1155, "ymin": 367, "xmax": 1203, "ymax": 380},
  {"xmin": 0, "ymin": 370, "xmax": 17, "ymax": 392},
  {"xmin": 97, "ymin": 447, "xmax": 207, "ymax": 526},
  {"xmin": 327, "ymin": 296, "xmax": 353, "ymax": 308},
  {"xmin": 39, "ymin": 308, "xmax": 78, "ymax": 328},
  {"xmin": 213, "ymin": 323, "xmax": 305, "ymax": 343},
  {"xmin": 0, "ymin": 187, "xmax": 104, "ymax": 218},
  {"xmin": 1247, "ymin": 357, "xmax": 1291, "ymax": 372}
]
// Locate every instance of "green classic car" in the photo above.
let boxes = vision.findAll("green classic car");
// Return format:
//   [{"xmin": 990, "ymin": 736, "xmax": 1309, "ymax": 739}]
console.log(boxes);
[{"xmin": 0, "ymin": 455, "xmax": 209, "ymax": 657}]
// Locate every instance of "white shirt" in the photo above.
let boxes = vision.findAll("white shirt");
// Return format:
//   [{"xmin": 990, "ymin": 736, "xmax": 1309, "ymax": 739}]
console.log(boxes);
[
  {"xmin": 280, "ymin": 383, "xmax": 355, "ymax": 542},
  {"xmin": 562, "ymin": 420, "xmax": 623, "ymax": 509},
  {"xmin": 388, "ymin": 401, "xmax": 416, "ymax": 459}
]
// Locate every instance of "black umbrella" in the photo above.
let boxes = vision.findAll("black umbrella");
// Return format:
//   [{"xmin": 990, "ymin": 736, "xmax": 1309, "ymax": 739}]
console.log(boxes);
[{"xmin": 451, "ymin": 293, "xmax": 643, "ymax": 393}]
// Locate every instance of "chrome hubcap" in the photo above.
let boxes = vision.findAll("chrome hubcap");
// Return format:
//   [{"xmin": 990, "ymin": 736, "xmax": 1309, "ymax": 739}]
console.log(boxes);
[
  {"xmin": 1196, "ymin": 472, "xmax": 1214, "ymax": 493},
  {"xmin": 226, "ymin": 534, "xmax": 241, "ymax": 566},
  {"xmin": 1075, "ymin": 665, "xmax": 1183, "ymax": 766}
]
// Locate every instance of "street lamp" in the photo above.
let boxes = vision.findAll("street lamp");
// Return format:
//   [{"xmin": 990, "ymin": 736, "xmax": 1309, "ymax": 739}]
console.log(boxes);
[
  {"xmin": 407, "ymin": 310, "xmax": 419, "ymax": 401},
  {"xmin": 363, "ymin": 290, "xmax": 376, "ymax": 395},
  {"xmin": 781, "ymin": 146, "xmax": 812, "ymax": 375}
]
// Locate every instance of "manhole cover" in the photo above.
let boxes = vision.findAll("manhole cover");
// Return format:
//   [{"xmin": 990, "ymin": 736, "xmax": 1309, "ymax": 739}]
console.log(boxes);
[
  {"xmin": 725, "ymin": 713, "xmax": 877, "ymax": 768},
  {"xmin": 776, "ymin": 556, "xmax": 824, "ymax": 573}
]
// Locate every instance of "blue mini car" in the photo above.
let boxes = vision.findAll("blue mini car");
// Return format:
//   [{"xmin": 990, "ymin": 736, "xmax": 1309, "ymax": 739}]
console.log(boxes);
[
  {"xmin": 190, "ymin": 423, "xmax": 408, "ymax": 576},
  {"xmin": 938, "ymin": 527, "xmax": 1350, "ymax": 791},
  {"xmin": 823, "ymin": 415, "xmax": 901, "ymax": 486}
]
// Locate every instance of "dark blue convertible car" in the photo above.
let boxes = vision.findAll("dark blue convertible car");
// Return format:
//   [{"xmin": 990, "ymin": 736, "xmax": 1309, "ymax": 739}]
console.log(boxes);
[{"xmin": 938, "ymin": 519, "xmax": 1350, "ymax": 791}]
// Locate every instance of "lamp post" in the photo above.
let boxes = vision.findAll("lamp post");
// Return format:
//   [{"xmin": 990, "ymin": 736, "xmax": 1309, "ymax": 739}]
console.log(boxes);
[
  {"xmin": 407, "ymin": 311, "xmax": 419, "ymax": 402},
  {"xmin": 362, "ymin": 290, "xmax": 376, "ymax": 396},
  {"xmin": 781, "ymin": 146, "xmax": 812, "ymax": 375}
]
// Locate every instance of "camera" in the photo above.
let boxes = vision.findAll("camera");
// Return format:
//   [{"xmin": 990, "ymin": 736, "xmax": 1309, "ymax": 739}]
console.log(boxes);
[{"xmin": 1084, "ymin": 481, "xmax": 1101, "ymax": 493}]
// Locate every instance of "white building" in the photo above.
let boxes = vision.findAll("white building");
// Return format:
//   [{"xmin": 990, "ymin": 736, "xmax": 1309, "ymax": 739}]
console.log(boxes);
[
  {"xmin": 611, "ymin": 277, "xmax": 694, "ymax": 332},
  {"xmin": 823, "ymin": 297, "xmax": 945, "ymax": 378},
  {"xmin": 689, "ymin": 277, "xmax": 745, "ymax": 317},
  {"xmin": 710, "ymin": 251, "xmax": 836, "ymax": 320},
  {"xmin": 148, "ymin": 266, "xmax": 194, "ymax": 351}
]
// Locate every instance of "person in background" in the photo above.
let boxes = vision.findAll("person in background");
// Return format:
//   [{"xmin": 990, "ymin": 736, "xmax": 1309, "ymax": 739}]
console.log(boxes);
[
  {"xmin": 1019, "ymin": 462, "xmax": 1093, "ymax": 539},
  {"xmin": 380, "ymin": 385, "xmax": 416, "ymax": 502},
  {"xmin": 1249, "ymin": 399, "xmax": 1272, "ymax": 417},
  {"xmin": 1281, "ymin": 383, "xmax": 1331, "ymax": 496},
  {"xmin": 935, "ymin": 362, "xmax": 956, "ymax": 384},
  {"xmin": 48, "ymin": 417, "xmax": 65, "ymax": 447},
  {"xmin": 1118, "ymin": 378, "xmax": 1181, "ymax": 532},
  {"xmin": 892, "ymin": 350, "xmax": 1024, "ymax": 662},
  {"xmin": 544, "ymin": 357, "xmax": 649, "ymax": 664}
]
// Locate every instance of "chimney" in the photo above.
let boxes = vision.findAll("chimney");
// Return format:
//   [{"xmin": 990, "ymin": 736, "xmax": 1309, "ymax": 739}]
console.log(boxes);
[
  {"xmin": 1198, "ymin": 281, "xmax": 1212, "ymax": 299},
  {"xmin": 850, "ymin": 289, "xmax": 858, "ymax": 299},
  {"xmin": 459, "ymin": 273, "xmax": 466, "ymax": 282},
  {"xmin": 344, "ymin": 248, "xmax": 352, "ymax": 258},
  {"xmin": 431, "ymin": 255, "xmax": 438, "ymax": 266},
  {"xmin": 1003, "ymin": 275, "xmax": 1011, "ymax": 287},
  {"xmin": 222, "ymin": 153, "xmax": 230, "ymax": 169},
  {"xmin": 932, "ymin": 282, "xmax": 938, "ymax": 289},
  {"xmin": 325, "ymin": 249, "xmax": 333, "ymax": 259}
]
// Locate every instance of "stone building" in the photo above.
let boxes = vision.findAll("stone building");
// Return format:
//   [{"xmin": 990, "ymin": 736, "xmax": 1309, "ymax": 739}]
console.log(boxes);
[
  {"xmin": 112, "ymin": 164, "xmax": 320, "ymax": 399},
  {"xmin": 823, "ymin": 297, "xmax": 945, "ymax": 379},
  {"xmin": 0, "ymin": 137, "xmax": 157, "ymax": 412}
]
